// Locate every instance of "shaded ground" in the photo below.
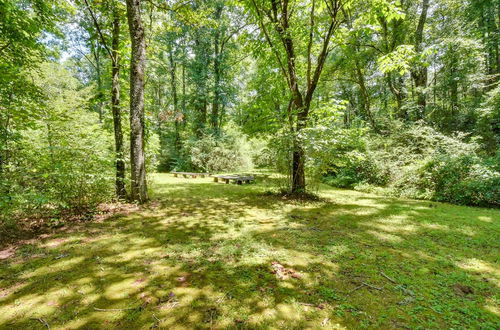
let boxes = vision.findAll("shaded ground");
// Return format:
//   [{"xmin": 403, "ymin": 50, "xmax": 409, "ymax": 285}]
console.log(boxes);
[{"xmin": 0, "ymin": 173, "xmax": 499, "ymax": 329}]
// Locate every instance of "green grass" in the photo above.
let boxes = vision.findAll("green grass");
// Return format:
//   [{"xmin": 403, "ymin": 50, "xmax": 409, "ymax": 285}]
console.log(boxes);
[{"xmin": 0, "ymin": 173, "xmax": 499, "ymax": 329}]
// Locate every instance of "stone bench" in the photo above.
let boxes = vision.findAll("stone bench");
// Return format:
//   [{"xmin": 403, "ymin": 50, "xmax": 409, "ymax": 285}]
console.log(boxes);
[{"xmin": 212, "ymin": 175, "xmax": 255, "ymax": 185}]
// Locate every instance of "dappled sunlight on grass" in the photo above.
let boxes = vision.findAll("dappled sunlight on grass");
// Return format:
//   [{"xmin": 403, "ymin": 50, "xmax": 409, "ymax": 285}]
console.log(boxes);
[
  {"xmin": 456, "ymin": 258, "xmax": 500, "ymax": 287},
  {"xmin": 0, "ymin": 173, "xmax": 498, "ymax": 328},
  {"xmin": 478, "ymin": 216, "xmax": 493, "ymax": 223},
  {"xmin": 365, "ymin": 230, "xmax": 404, "ymax": 243}
]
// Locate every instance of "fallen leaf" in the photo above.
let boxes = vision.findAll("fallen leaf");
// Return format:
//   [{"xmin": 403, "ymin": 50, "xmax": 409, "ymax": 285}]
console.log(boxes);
[{"xmin": 271, "ymin": 261, "xmax": 301, "ymax": 280}]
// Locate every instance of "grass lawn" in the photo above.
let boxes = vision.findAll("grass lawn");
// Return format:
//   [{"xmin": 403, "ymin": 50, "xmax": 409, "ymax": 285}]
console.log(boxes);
[{"xmin": 0, "ymin": 173, "xmax": 499, "ymax": 329}]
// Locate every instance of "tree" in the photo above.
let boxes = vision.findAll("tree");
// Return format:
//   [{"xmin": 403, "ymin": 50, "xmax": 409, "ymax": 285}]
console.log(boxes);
[
  {"xmin": 247, "ymin": 0, "xmax": 345, "ymax": 193},
  {"xmin": 0, "ymin": 0, "xmax": 65, "ymax": 190},
  {"xmin": 411, "ymin": 0, "xmax": 430, "ymax": 118},
  {"xmin": 126, "ymin": 0, "xmax": 148, "ymax": 202},
  {"xmin": 83, "ymin": 0, "xmax": 127, "ymax": 199}
]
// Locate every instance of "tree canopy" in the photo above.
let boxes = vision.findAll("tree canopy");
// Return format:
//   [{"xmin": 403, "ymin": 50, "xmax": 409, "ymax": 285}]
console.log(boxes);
[{"xmin": 1, "ymin": 0, "xmax": 498, "ymax": 210}]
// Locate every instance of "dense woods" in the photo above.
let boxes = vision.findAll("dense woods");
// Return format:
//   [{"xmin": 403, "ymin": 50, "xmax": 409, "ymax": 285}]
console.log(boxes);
[
  {"xmin": 1, "ymin": 1, "xmax": 499, "ymax": 328},
  {"xmin": 1, "ymin": 0, "xmax": 499, "ymax": 220}
]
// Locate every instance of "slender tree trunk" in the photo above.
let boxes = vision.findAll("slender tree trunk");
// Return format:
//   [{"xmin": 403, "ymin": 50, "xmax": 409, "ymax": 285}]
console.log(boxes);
[
  {"xmin": 212, "ymin": 36, "xmax": 221, "ymax": 133},
  {"xmin": 354, "ymin": 63, "xmax": 377, "ymax": 130},
  {"xmin": 168, "ymin": 47, "xmax": 181, "ymax": 152},
  {"xmin": 291, "ymin": 108, "xmax": 306, "ymax": 193},
  {"xmin": 126, "ymin": 0, "xmax": 148, "ymax": 203},
  {"xmin": 0, "ymin": 95, "xmax": 12, "ymax": 180},
  {"xmin": 211, "ymin": 4, "xmax": 223, "ymax": 134},
  {"xmin": 182, "ymin": 61, "xmax": 187, "ymax": 127},
  {"xmin": 385, "ymin": 74, "xmax": 405, "ymax": 119},
  {"xmin": 192, "ymin": 34, "xmax": 209, "ymax": 137},
  {"xmin": 111, "ymin": 4, "xmax": 127, "ymax": 199},
  {"xmin": 251, "ymin": 0, "xmax": 338, "ymax": 194},
  {"xmin": 91, "ymin": 41, "xmax": 104, "ymax": 123},
  {"xmin": 379, "ymin": 14, "xmax": 408, "ymax": 119},
  {"xmin": 449, "ymin": 45, "xmax": 458, "ymax": 123},
  {"xmin": 411, "ymin": 0, "xmax": 429, "ymax": 119}
]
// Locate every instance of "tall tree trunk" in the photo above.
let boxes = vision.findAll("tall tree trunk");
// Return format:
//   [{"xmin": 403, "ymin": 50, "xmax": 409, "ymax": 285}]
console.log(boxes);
[
  {"xmin": 354, "ymin": 62, "xmax": 377, "ymax": 130},
  {"xmin": 211, "ymin": 4, "xmax": 223, "ymax": 134},
  {"xmin": 379, "ymin": 13, "xmax": 408, "ymax": 119},
  {"xmin": 182, "ymin": 61, "xmax": 187, "ymax": 127},
  {"xmin": 449, "ymin": 45, "xmax": 459, "ymax": 124},
  {"xmin": 251, "ymin": 0, "xmax": 338, "ymax": 193},
  {"xmin": 111, "ymin": 4, "xmax": 126, "ymax": 199},
  {"xmin": 91, "ymin": 41, "xmax": 104, "ymax": 123},
  {"xmin": 126, "ymin": 0, "xmax": 148, "ymax": 203},
  {"xmin": 411, "ymin": 0, "xmax": 429, "ymax": 119},
  {"xmin": 192, "ymin": 34, "xmax": 209, "ymax": 137},
  {"xmin": 291, "ymin": 108, "xmax": 306, "ymax": 193},
  {"xmin": 168, "ymin": 47, "xmax": 181, "ymax": 152}
]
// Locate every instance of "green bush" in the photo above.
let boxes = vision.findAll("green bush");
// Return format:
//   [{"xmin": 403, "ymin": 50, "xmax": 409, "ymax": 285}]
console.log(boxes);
[
  {"xmin": 249, "ymin": 137, "xmax": 273, "ymax": 168},
  {"xmin": 184, "ymin": 125, "xmax": 254, "ymax": 173},
  {"xmin": 0, "ymin": 63, "xmax": 114, "ymax": 224},
  {"xmin": 324, "ymin": 155, "xmax": 390, "ymax": 189},
  {"xmin": 318, "ymin": 123, "xmax": 499, "ymax": 207},
  {"xmin": 298, "ymin": 125, "xmax": 388, "ymax": 189},
  {"xmin": 413, "ymin": 154, "xmax": 499, "ymax": 206}
]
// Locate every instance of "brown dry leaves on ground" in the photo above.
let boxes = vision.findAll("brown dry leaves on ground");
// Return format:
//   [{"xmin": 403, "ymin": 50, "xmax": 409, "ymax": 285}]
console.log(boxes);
[{"xmin": 271, "ymin": 261, "xmax": 302, "ymax": 280}]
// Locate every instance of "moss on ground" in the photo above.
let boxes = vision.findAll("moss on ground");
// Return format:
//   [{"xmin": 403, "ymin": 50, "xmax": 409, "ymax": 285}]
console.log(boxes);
[{"xmin": 0, "ymin": 173, "xmax": 499, "ymax": 329}]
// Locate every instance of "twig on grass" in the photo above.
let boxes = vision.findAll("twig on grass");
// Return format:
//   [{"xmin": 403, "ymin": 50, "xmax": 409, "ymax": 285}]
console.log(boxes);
[
  {"xmin": 54, "ymin": 253, "xmax": 69, "ymax": 260},
  {"xmin": 349, "ymin": 282, "xmax": 383, "ymax": 294},
  {"xmin": 30, "ymin": 317, "xmax": 50, "ymax": 329},
  {"xmin": 349, "ymin": 283, "xmax": 366, "ymax": 293},
  {"xmin": 150, "ymin": 314, "xmax": 161, "ymax": 329},
  {"xmin": 380, "ymin": 271, "xmax": 397, "ymax": 284}
]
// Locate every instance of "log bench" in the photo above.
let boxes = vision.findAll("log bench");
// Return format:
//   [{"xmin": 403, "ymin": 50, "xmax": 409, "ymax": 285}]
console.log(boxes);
[
  {"xmin": 212, "ymin": 175, "xmax": 255, "ymax": 185},
  {"xmin": 172, "ymin": 172, "xmax": 210, "ymax": 178}
]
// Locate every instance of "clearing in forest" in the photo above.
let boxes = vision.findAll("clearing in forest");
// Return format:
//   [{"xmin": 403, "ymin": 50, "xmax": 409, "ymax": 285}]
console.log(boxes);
[{"xmin": 0, "ymin": 174, "xmax": 499, "ymax": 329}]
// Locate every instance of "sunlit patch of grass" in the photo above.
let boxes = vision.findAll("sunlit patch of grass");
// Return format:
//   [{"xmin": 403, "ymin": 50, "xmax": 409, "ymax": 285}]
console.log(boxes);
[{"xmin": 0, "ymin": 173, "xmax": 498, "ymax": 328}]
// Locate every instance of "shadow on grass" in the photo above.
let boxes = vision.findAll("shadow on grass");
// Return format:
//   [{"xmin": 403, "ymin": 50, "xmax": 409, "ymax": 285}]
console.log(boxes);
[{"xmin": 0, "ymin": 174, "xmax": 498, "ymax": 328}]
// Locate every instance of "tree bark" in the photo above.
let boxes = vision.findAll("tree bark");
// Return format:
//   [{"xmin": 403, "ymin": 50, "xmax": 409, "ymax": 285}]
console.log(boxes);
[
  {"xmin": 211, "ymin": 4, "xmax": 223, "ymax": 134},
  {"xmin": 126, "ymin": 0, "xmax": 148, "ymax": 203},
  {"xmin": 111, "ymin": 4, "xmax": 127, "ymax": 199},
  {"xmin": 251, "ymin": 0, "xmax": 339, "ymax": 193},
  {"xmin": 91, "ymin": 41, "xmax": 104, "ymax": 123},
  {"xmin": 83, "ymin": 0, "xmax": 128, "ymax": 199},
  {"xmin": 168, "ymin": 47, "xmax": 181, "ymax": 152},
  {"xmin": 182, "ymin": 61, "xmax": 187, "ymax": 126},
  {"xmin": 411, "ymin": 0, "xmax": 429, "ymax": 119},
  {"xmin": 192, "ymin": 32, "xmax": 209, "ymax": 137}
]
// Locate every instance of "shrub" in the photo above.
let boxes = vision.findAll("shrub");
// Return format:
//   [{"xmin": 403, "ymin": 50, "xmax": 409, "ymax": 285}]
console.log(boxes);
[
  {"xmin": 475, "ymin": 85, "xmax": 500, "ymax": 154},
  {"xmin": 412, "ymin": 154, "xmax": 499, "ymax": 206},
  {"xmin": 0, "ymin": 63, "xmax": 114, "ymax": 225},
  {"xmin": 184, "ymin": 124, "xmax": 254, "ymax": 173},
  {"xmin": 318, "ymin": 123, "xmax": 499, "ymax": 207},
  {"xmin": 324, "ymin": 155, "xmax": 390, "ymax": 189},
  {"xmin": 249, "ymin": 137, "xmax": 273, "ymax": 168}
]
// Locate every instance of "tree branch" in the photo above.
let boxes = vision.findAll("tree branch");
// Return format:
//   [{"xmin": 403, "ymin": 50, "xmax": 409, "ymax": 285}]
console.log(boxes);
[
  {"xmin": 250, "ymin": 0, "xmax": 291, "ymax": 88},
  {"xmin": 306, "ymin": 0, "xmax": 315, "ymax": 89},
  {"xmin": 83, "ymin": 0, "xmax": 115, "ymax": 63}
]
